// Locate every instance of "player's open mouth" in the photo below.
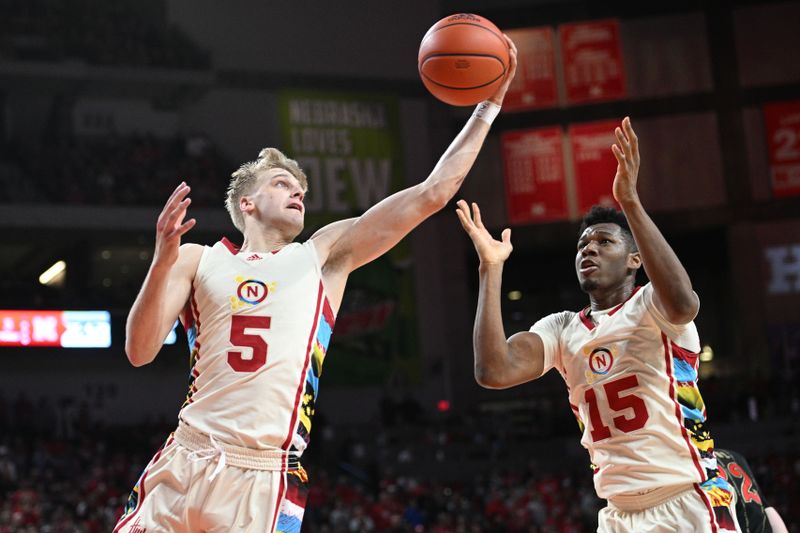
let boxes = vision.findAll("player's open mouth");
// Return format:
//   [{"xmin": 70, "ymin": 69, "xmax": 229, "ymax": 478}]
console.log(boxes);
[
  {"xmin": 287, "ymin": 203, "xmax": 303, "ymax": 212},
  {"xmin": 579, "ymin": 260, "xmax": 598, "ymax": 274}
]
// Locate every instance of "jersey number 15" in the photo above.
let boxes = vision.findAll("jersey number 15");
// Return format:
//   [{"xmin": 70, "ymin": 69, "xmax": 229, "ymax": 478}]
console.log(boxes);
[{"xmin": 585, "ymin": 375, "xmax": 650, "ymax": 442}]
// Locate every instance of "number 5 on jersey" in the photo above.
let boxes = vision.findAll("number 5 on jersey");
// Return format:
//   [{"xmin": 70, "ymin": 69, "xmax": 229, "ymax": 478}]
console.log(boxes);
[
  {"xmin": 585, "ymin": 375, "xmax": 650, "ymax": 442},
  {"xmin": 228, "ymin": 315, "xmax": 271, "ymax": 372}
]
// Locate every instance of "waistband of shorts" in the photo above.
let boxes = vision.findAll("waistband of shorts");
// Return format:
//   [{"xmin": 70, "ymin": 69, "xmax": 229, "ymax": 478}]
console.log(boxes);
[
  {"xmin": 174, "ymin": 420, "xmax": 300, "ymax": 472},
  {"xmin": 607, "ymin": 484, "xmax": 695, "ymax": 512}
]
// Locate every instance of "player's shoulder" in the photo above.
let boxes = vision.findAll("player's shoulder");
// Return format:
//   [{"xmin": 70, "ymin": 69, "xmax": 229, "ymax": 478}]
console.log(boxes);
[{"xmin": 530, "ymin": 310, "xmax": 577, "ymax": 335}]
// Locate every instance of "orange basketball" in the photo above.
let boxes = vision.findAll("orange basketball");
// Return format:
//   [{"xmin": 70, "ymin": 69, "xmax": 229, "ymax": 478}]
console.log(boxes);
[{"xmin": 418, "ymin": 13, "xmax": 509, "ymax": 106}]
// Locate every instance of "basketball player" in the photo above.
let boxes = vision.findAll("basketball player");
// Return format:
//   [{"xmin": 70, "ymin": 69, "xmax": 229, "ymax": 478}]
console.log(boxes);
[
  {"xmin": 113, "ymin": 39, "xmax": 517, "ymax": 533},
  {"xmin": 715, "ymin": 449, "xmax": 789, "ymax": 533},
  {"xmin": 456, "ymin": 117, "xmax": 742, "ymax": 532}
]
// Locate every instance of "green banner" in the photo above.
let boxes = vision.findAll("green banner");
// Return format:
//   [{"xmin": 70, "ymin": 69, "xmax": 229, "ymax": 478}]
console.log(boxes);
[{"xmin": 278, "ymin": 90, "xmax": 419, "ymax": 386}]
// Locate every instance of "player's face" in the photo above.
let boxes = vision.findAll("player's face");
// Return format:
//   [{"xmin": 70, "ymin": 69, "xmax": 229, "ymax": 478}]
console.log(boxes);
[
  {"xmin": 575, "ymin": 223, "xmax": 637, "ymax": 293},
  {"xmin": 248, "ymin": 168, "xmax": 306, "ymax": 235}
]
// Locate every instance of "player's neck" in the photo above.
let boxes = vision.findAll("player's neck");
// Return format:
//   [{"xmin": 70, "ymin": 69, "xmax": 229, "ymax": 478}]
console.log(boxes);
[
  {"xmin": 588, "ymin": 282, "xmax": 635, "ymax": 312},
  {"xmin": 240, "ymin": 228, "xmax": 293, "ymax": 254}
]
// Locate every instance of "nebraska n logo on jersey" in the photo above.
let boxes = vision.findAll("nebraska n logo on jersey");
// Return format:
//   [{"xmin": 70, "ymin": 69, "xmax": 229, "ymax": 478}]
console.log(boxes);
[{"xmin": 229, "ymin": 276, "xmax": 277, "ymax": 311}]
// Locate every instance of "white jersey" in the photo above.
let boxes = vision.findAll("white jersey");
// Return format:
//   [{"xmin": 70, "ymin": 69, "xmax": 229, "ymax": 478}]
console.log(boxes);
[
  {"xmin": 178, "ymin": 238, "xmax": 335, "ymax": 456},
  {"xmin": 531, "ymin": 283, "xmax": 718, "ymax": 499}
]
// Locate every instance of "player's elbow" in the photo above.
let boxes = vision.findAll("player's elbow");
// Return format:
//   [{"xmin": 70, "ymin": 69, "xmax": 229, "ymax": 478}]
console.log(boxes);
[
  {"xmin": 420, "ymin": 179, "xmax": 461, "ymax": 213},
  {"xmin": 124, "ymin": 340, "xmax": 153, "ymax": 367},
  {"xmin": 474, "ymin": 365, "xmax": 510, "ymax": 389}
]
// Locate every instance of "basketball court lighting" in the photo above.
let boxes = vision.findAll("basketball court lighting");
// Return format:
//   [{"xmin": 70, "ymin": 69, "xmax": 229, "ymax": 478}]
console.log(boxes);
[
  {"xmin": 507, "ymin": 290, "xmax": 522, "ymax": 301},
  {"xmin": 39, "ymin": 260, "xmax": 66, "ymax": 286},
  {"xmin": 699, "ymin": 345, "xmax": 714, "ymax": 362}
]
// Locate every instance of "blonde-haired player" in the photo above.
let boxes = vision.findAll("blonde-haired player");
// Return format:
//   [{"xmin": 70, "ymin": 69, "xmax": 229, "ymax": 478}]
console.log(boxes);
[
  {"xmin": 113, "ymin": 39, "xmax": 517, "ymax": 533},
  {"xmin": 457, "ymin": 117, "xmax": 741, "ymax": 532}
]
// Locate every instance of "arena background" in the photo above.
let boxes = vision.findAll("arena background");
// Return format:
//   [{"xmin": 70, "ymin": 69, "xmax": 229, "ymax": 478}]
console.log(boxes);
[{"xmin": 0, "ymin": 0, "xmax": 798, "ymax": 531}]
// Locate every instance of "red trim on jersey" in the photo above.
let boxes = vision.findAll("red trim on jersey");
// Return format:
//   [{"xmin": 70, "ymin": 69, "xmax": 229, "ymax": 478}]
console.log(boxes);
[
  {"xmin": 569, "ymin": 402, "xmax": 580, "ymax": 414},
  {"xmin": 578, "ymin": 308, "xmax": 595, "ymax": 330},
  {"xmin": 608, "ymin": 285, "xmax": 642, "ymax": 316},
  {"xmin": 220, "ymin": 237, "xmax": 240, "ymax": 255},
  {"xmin": 282, "ymin": 281, "xmax": 324, "ymax": 452},
  {"xmin": 185, "ymin": 286, "xmax": 203, "ymax": 404},
  {"xmin": 112, "ymin": 439, "xmax": 171, "ymax": 532},
  {"xmin": 268, "ymin": 473, "xmax": 287, "ymax": 533},
  {"xmin": 322, "ymin": 297, "xmax": 336, "ymax": 326},
  {"xmin": 578, "ymin": 286, "xmax": 642, "ymax": 331},
  {"xmin": 693, "ymin": 483, "xmax": 719, "ymax": 533},
  {"xmin": 662, "ymin": 333, "xmax": 706, "ymax": 482},
  {"xmin": 670, "ymin": 341, "xmax": 700, "ymax": 370}
]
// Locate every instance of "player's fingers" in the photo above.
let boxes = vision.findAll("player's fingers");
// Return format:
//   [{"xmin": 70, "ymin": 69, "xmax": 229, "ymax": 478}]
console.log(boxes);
[
  {"xmin": 472, "ymin": 202, "xmax": 485, "ymax": 230},
  {"xmin": 611, "ymin": 144, "xmax": 625, "ymax": 164},
  {"xmin": 615, "ymin": 126, "xmax": 630, "ymax": 148},
  {"xmin": 163, "ymin": 182, "xmax": 188, "ymax": 213},
  {"xmin": 165, "ymin": 198, "xmax": 191, "ymax": 228},
  {"xmin": 624, "ymin": 117, "xmax": 639, "ymax": 149},
  {"xmin": 174, "ymin": 218, "xmax": 196, "ymax": 237},
  {"xmin": 501, "ymin": 228, "xmax": 512, "ymax": 245},
  {"xmin": 455, "ymin": 207, "xmax": 476, "ymax": 235},
  {"xmin": 456, "ymin": 200, "xmax": 474, "ymax": 222}
]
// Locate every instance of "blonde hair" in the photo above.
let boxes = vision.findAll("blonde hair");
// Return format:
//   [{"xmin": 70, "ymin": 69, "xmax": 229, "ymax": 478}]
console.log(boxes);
[{"xmin": 225, "ymin": 147, "xmax": 308, "ymax": 233}]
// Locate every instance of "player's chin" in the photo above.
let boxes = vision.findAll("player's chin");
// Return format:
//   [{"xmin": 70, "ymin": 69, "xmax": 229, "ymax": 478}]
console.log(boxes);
[{"xmin": 579, "ymin": 278, "xmax": 599, "ymax": 293}]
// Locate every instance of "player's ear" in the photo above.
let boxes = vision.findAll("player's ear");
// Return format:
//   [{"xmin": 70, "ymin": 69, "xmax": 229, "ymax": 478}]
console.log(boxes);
[
  {"xmin": 239, "ymin": 195, "xmax": 254, "ymax": 216},
  {"xmin": 627, "ymin": 251, "xmax": 642, "ymax": 271}
]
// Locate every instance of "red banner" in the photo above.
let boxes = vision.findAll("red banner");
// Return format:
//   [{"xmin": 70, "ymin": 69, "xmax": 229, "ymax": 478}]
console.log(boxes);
[
  {"xmin": 559, "ymin": 19, "xmax": 626, "ymax": 105},
  {"xmin": 763, "ymin": 100, "xmax": 800, "ymax": 198},
  {"xmin": 502, "ymin": 127, "xmax": 568, "ymax": 224},
  {"xmin": 503, "ymin": 27, "xmax": 558, "ymax": 111},
  {"xmin": 0, "ymin": 310, "xmax": 111, "ymax": 348},
  {"xmin": 569, "ymin": 121, "xmax": 619, "ymax": 214}
]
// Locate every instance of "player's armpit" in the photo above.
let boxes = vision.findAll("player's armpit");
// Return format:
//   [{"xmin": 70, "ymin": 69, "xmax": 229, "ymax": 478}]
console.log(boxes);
[{"xmin": 309, "ymin": 218, "xmax": 358, "ymax": 265}]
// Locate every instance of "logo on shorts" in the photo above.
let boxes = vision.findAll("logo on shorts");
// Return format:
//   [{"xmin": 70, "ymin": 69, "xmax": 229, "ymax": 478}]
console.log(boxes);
[
  {"xmin": 230, "ymin": 276, "xmax": 277, "ymax": 311},
  {"xmin": 583, "ymin": 345, "xmax": 616, "ymax": 384}
]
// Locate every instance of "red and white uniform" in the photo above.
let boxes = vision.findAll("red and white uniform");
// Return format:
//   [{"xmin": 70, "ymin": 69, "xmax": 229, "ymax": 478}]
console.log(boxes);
[
  {"xmin": 115, "ymin": 238, "xmax": 334, "ymax": 533},
  {"xmin": 181, "ymin": 238, "xmax": 334, "ymax": 453},
  {"xmin": 531, "ymin": 283, "xmax": 739, "ymax": 532}
]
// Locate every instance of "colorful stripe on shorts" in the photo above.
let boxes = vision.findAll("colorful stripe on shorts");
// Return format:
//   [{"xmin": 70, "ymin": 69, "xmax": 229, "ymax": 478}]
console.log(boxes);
[{"xmin": 275, "ymin": 468, "xmax": 309, "ymax": 533}]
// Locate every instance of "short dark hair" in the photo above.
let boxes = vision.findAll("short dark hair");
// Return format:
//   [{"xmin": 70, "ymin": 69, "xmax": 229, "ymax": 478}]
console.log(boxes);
[{"xmin": 578, "ymin": 205, "xmax": 637, "ymax": 251}]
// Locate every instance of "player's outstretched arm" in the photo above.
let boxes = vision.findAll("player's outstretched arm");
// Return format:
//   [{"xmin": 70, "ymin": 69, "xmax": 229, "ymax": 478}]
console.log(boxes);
[
  {"xmin": 125, "ymin": 183, "xmax": 201, "ymax": 367},
  {"xmin": 611, "ymin": 117, "xmax": 699, "ymax": 324},
  {"xmin": 315, "ymin": 37, "xmax": 518, "ymax": 281},
  {"xmin": 456, "ymin": 200, "xmax": 546, "ymax": 389}
]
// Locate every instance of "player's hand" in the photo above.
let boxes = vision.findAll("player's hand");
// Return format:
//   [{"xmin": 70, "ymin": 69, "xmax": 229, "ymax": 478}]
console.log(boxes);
[
  {"xmin": 488, "ymin": 34, "xmax": 518, "ymax": 106},
  {"xmin": 611, "ymin": 117, "xmax": 641, "ymax": 205},
  {"xmin": 456, "ymin": 200, "xmax": 512, "ymax": 265},
  {"xmin": 153, "ymin": 182, "xmax": 196, "ymax": 270}
]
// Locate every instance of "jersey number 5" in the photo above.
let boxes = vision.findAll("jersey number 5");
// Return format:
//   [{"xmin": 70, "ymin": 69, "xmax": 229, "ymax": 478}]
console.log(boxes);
[
  {"xmin": 228, "ymin": 315, "xmax": 271, "ymax": 372},
  {"xmin": 585, "ymin": 375, "xmax": 649, "ymax": 442}
]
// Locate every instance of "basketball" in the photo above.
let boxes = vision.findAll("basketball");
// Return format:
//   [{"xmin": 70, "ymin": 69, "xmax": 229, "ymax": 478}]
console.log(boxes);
[{"xmin": 418, "ymin": 13, "xmax": 509, "ymax": 106}]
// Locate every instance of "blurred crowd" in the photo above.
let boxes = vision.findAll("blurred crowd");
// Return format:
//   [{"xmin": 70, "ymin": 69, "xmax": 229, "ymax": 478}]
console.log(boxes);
[
  {"xmin": 0, "ymin": 134, "xmax": 231, "ymax": 207},
  {"xmin": 0, "ymin": 0, "xmax": 209, "ymax": 68},
  {"xmin": 0, "ymin": 391, "xmax": 797, "ymax": 532}
]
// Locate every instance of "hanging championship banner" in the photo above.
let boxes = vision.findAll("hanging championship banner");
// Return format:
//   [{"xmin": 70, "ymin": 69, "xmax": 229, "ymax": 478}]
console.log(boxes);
[
  {"xmin": 763, "ymin": 100, "xmax": 800, "ymax": 198},
  {"xmin": 569, "ymin": 120, "xmax": 620, "ymax": 214},
  {"xmin": 501, "ymin": 127, "xmax": 568, "ymax": 224},
  {"xmin": 559, "ymin": 19, "xmax": 626, "ymax": 105},
  {"xmin": 503, "ymin": 27, "xmax": 559, "ymax": 111},
  {"xmin": 278, "ymin": 90, "xmax": 418, "ymax": 386}
]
